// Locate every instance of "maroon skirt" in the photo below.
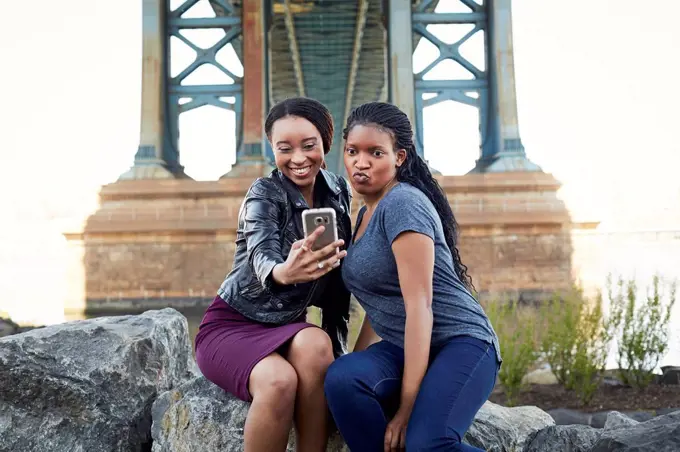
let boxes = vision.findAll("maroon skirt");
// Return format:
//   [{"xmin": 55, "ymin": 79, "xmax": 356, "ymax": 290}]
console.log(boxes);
[{"xmin": 195, "ymin": 295, "xmax": 315, "ymax": 401}]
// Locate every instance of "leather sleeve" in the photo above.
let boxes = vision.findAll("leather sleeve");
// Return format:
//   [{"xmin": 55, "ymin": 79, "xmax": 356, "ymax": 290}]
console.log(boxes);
[
  {"xmin": 320, "ymin": 177, "xmax": 353, "ymax": 358},
  {"xmin": 242, "ymin": 179, "xmax": 286, "ymax": 289},
  {"xmin": 321, "ymin": 270, "xmax": 351, "ymax": 358}
]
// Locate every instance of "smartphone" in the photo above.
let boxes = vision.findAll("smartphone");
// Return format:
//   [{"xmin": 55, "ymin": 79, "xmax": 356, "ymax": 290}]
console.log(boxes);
[{"xmin": 301, "ymin": 208, "xmax": 339, "ymax": 251}]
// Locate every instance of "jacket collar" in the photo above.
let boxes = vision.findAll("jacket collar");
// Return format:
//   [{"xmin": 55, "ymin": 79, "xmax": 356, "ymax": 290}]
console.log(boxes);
[{"xmin": 273, "ymin": 168, "xmax": 341, "ymax": 209}]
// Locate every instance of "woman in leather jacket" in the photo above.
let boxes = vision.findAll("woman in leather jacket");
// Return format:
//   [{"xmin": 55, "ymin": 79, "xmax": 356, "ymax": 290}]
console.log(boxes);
[{"xmin": 195, "ymin": 97, "xmax": 353, "ymax": 452}]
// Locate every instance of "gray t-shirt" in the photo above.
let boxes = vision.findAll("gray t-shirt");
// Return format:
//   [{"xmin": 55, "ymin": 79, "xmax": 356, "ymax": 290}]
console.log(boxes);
[{"xmin": 342, "ymin": 183, "xmax": 501, "ymax": 362}]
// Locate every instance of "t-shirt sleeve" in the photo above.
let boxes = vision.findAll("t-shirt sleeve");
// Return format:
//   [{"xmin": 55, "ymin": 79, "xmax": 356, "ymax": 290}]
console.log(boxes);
[{"xmin": 380, "ymin": 187, "xmax": 437, "ymax": 245}]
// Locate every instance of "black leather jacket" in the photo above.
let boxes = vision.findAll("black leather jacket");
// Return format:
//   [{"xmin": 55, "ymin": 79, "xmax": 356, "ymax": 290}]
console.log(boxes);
[{"xmin": 218, "ymin": 169, "xmax": 353, "ymax": 357}]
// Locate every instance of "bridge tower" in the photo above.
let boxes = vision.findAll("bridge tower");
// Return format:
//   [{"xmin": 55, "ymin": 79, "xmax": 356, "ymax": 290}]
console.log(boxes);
[
  {"xmin": 64, "ymin": 0, "xmax": 571, "ymax": 319},
  {"xmin": 119, "ymin": 0, "xmax": 540, "ymax": 179}
]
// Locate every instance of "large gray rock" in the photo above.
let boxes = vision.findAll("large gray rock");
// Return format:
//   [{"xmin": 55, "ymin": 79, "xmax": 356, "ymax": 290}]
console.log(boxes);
[
  {"xmin": 151, "ymin": 376, "xmax": 348, "ymax": 452},
  {"xmin": 523, "ymin": 424, "xmax": 601, "ymax": 452},
  {"xmin": 548, "ymin": 408, "xmax": 593, "ymax": 426},
  {"xmin": 590, "ymin": 410, "xmax": 680, "ymax": 452},
  {"xmin": 152, "ymin": 380, "xmax": 557, "ymax": 452},
  {"xmin": 464, "ymin": 401, "xmax": 555, "ymax": 452},
  {"xmin": 0, "ymin": 308, "xmax": 197, "ymax": 452},
  {"xmin": 0, "ymin": 317, "xmax": 41, "ymax": 339},
  {"xmin": 603, "ymin": 411, "xmax": 639, "ymax": 431}
]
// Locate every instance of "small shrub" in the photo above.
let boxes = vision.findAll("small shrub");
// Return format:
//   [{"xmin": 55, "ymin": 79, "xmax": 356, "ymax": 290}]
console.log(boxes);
[
  {"xmin": 541, "ymin": 288, "xmax": 612, "ymax": 405},
  {"xmin": 568, "ymin": 292, "xmax": 611, "ymax": 404},
  {"xmin": 486, "ymin": 299, "xmax": 538, "ymax": 406},
  {"xmin": 607, "ymin": 275, "xmax": 677, "ymax": 389},
  {"xmin": 540, "ymin": 291, "xmax": 580, "ymax": 388}
]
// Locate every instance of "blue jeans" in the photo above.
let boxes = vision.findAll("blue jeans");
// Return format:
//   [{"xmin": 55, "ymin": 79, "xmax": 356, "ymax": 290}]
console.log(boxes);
[{"xmin": 324, "ymin": 336, "xmax": 499, "ymax": 451}]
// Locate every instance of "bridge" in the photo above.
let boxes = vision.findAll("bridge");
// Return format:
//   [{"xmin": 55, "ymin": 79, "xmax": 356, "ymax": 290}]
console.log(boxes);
[
  {"xmin": 119, "ymin": 0, "xmax": 540, "ymax": 177},
  {"xmin": 63, "ymin": 0, "xmax": 574, "ymax": 318}
]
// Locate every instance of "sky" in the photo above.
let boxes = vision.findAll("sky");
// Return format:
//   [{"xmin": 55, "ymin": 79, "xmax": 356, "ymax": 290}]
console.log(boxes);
[
  {"xmin": 1, "ymin": 0, "xmax": 680, "ymax": 354},
  {"xmin": 2, "ymin": 0, "xmax": 678, "ymax": 226}
]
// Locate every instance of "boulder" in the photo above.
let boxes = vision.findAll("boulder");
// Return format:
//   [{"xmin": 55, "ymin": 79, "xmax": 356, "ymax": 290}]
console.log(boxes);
[
  {"xmin": 151, "ymin": 376, "xmax": 348, "ymax": 452},
  {"xmin": 523, "ymin": 424, "xmax": 601, "ymax": 452},
  {"xmin": 153, "ymin": 380, "xmax": 556, "ymax": 452},
  {"xmin": 0, "ymin": 308, "xmax": 197, "ymax": 452},
  {"xmin": 603, "ymin": 411, "xmax": 640, "ymax": 430},
  {"xmin": 463, "ymin": 401, "xmax": 555, "ymax": 452},
  {"xmin": 660, "ymin": 366, "xmax": 680, "ymax": 385},
  {"xmin": 0, "ymin": 317, "xmax": 41, "ymax": 339},
  {"xmin": 590, "ymin": 410, "xmax": 680, "ymax": 452},
  {"xmin": 548, "ymin": 408, "xmax": 593, "ymax": 426},
  {"xmin": 522, "ymin": 368, "xmax": 558, "ymax": 386}
]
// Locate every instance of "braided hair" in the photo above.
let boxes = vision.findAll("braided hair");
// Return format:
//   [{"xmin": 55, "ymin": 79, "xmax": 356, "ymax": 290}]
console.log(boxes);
[{"xmin": 343, "ymin": 102, "xmax": 474, "ymax": 291}]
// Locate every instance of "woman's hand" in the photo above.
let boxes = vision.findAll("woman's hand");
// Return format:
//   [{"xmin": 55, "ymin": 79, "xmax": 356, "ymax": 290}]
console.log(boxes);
[
  {"xmin": 384, "ymin": 406, "xmax": 412, "ymax": 451},
  {"xmin": 272, "ymin": 226, "xmax": 346, "ymax": 285}
]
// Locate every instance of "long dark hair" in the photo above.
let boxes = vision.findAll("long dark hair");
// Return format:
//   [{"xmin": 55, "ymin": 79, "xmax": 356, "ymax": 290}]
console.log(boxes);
[
  {"xmin": 343, "ymin": 102, "xmax": 474, "ymax": 291},
  {"xmin": 265, "ymin": 97, "xmax": 334, "ymax": 154}
]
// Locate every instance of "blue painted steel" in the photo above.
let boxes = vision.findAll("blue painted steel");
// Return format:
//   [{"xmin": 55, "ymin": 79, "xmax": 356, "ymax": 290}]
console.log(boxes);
[
  {"xmin": 412, "ymin": 0, "xmax": 487, "ymax": 160},
  {"xmin": 412, "ymin": 0, "xmax": 538, "ymax": 172},
  {"xmin": 166, "ymin": 0, "xmax": 244, "ymax": 164},
  {"xmin": 473, "ymin": 0, "xmax": 539, "ymax": 172}
]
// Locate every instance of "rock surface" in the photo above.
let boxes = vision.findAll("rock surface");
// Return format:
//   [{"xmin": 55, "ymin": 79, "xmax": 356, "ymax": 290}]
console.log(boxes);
[
  {"xmin": 603, "ymin": 411, "xmax": 640, "ymax": 430},
  {"xmin": 3, "ymin": 307, "xmax": 678, "ymax": 452},
  {"xmin": 151, "ymin": 376, "xmax": 348, "ymax": 452},
  {"xmin": 153, "ymin": 379, "xmax": 556, "ymax": 452},
  {"xmin": 548, "ymin": 408, "xmax": 593, "ymax": 426},
  {"xmin": 0, "ymin": 308, "xmax": 197, "ymax": 452},
  {"xmin": 523, "ymin": 424, "xmax": 601, "ymax": 452},
  {"xmin": 660, "ymin": 366, "xmax": 680, "ymax": 385},
  {"xmin": 590, "ymin": 410, "xmax": 680, "ymax": 452},
  {"xmin": 0, "ymin": 317, "xmax": 41, "ymax": 338},
  {"xmin": 522, "ymin": 367, "xmax": 558, "ymax": 385},
  {"xmin": 461, "ymin": 402, "xmax": 556, "ymax": 451}
]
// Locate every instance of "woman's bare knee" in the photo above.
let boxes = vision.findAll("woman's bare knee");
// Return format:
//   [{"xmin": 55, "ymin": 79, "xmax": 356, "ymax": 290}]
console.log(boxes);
[
  {"xmin": 249, "ymin": 354, "xmax": 298, "ymax": 411},
  {"xmin": 287, "ymin": 327, "xmax": 334, "ymax": 375}
]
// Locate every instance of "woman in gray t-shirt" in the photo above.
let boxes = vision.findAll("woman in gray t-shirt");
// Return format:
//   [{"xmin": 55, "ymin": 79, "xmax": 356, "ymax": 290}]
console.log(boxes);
[{"xmin": 324, "ymin": 102, "xmax": 502, "ymax": 452}]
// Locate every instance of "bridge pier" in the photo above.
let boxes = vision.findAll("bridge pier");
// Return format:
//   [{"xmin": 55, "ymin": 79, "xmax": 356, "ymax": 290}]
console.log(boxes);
[
  {"xmin": 472, "ymin": 0, "xmax": 540, "ymax": 172},
  {"xmin": 223, "ymin": 0, "xmax": 273, "ymax": 177},
  {"xmin": 62, "ymin": 0, "xmax": 585, "ymax": 320},
  {"xmin": 119, "ymin": 0, "xmax": 185, "ymax": 180}
]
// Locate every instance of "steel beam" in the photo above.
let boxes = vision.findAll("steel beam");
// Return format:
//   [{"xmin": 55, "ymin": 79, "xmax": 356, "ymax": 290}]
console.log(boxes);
[
  {"xmin": 412, "ymin": 12, "xmax": 485, "ymax": 24},
  {"xmin": 337, "ymin": 0, "xmax": 369, "ymax": 172},
  {"xmin": 282, "ymin": 0, "xmax": 306, "ymax": 97},
  {"xmin": 388, "ymin": 0, "xmax": 416, "ymax": 128},
  {"xmin": 168, "ymin": 17, "xmax": 241, "ymax": 29},
  {"xmin": 225, "ymin": 0, "xmax": 271, "ymax": 176},
  {"xmin": 119, "ymin": 0, "xmax": 183, "ymax": 180},
  {"xmin": 472, "ymin": 0, "xmax": 541, "ymax": 172},
  {"xmin": 415, "ymin": 79, "xmax": 486, "ymax": 90},
  {"xmin": 170, "ymin": 84, "xmax": 241, "ymax": 96}
]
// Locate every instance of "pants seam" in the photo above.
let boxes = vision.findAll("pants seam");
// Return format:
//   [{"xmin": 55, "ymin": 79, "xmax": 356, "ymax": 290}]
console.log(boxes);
[
  {"xmin": 442, "ymin": 343, "xmax": 492, "ymax": 440},
  {"xmin": 372, "ymin": 376, "xmax": 400, "ymax": 393}
]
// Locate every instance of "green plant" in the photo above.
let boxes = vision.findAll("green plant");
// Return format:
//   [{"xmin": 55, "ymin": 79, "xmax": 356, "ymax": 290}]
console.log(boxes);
[
  {"xmin": 486, "ymin": 299, "xmax": 539, "ymax": 406},
  {"xmin": 540, "ymin": 291, "xmax": 580, "ymax": 387},
  {"xmin": 541, "ymin": 288, "xmax": 612, "ymax": 405},
  {"xmin": 568, "ymin": 292, "xmax": 611, "ymax": 404},
  {"xmin": 607, "ymin": 275, "xmax": 677, "ymax": 389}
]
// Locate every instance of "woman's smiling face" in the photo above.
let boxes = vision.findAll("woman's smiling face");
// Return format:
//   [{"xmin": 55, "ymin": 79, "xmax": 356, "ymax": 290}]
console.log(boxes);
[{"xmin": 270, "ymin": 115, "xmax": 325, "ymax": 189}]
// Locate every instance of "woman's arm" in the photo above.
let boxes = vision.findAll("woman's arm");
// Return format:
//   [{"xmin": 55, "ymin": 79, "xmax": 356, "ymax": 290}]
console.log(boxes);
[
  {"xmin": 353, "ymin": 314, "xmax": 381, "ymax": 352},
  {"xmin": 242, "ymin": 180, "xmax": 287, "ymax": 287},
  {"xmin": 383, "ymin": 231, "xmax": 434, "ymax": 450}
]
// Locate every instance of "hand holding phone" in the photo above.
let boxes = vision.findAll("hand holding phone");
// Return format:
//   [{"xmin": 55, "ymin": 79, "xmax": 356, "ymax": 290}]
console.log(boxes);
[
  {"xmin": 302, "ymin": 208, "xmax": 339, "ymax": 251},
  {"xmin": 271, "ymin": 208, "xmax": 346, "ymax": 285}
]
